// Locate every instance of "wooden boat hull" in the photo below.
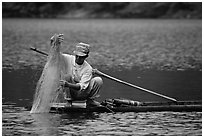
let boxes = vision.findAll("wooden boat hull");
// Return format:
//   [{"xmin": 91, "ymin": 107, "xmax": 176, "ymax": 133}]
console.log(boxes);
[{"xmin": 50, "ymin": 100, "xmax": 202, "ymax": 113}]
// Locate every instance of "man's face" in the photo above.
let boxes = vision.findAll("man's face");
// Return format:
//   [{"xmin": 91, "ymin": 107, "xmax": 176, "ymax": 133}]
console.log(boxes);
[{"xmin": 75, "ymin": 55, "xmax": 87, "ymax": 65}]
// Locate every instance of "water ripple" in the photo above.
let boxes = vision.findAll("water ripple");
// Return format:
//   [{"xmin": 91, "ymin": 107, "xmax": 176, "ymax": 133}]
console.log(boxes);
[{"xmin": 2, "ymin": 104, "xmax": 202, "ymax": 136}]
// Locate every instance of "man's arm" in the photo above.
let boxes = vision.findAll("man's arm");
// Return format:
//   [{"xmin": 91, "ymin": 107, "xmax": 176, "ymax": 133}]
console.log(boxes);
[{"xmin": 60, "ymin": 80, "xmax": 81, "ymax": 91}]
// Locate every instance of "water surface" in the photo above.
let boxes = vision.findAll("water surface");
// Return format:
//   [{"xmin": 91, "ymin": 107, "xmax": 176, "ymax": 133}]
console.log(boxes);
[
  {"xmin": 2, "ymin": 67, "xmax": 202, "ymax": 136},
  {"xmin": 2, "ymin": 104, "xmax": 202, "ymax": 136}
]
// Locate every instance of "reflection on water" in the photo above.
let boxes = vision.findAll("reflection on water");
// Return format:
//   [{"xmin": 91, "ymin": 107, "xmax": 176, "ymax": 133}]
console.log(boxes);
[
  {"xmin": 2, "ymin": 67, "xmax": 202, "ymax": 136},
  {"xmin": 100, "ymin": 67, "xmax": 201, "ymax": 102},
  {"xmin": 2, "ymin": 67, "xmax": 201, "ymax": 107}
]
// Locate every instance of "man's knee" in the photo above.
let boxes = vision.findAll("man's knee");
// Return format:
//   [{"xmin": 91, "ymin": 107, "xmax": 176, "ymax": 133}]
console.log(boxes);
[{"xmin": 92, "ymin": 77, "xmax": 103, "ymax": 87}]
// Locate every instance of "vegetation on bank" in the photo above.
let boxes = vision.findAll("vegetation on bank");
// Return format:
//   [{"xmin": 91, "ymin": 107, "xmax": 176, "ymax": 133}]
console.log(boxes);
[
  {"xmin": 2, "ymin": 2, "xmax": 202, "ymax": 19},
  {"xmin": 2, "ymin": 19, "xmax": 201, "ymax": 71}
]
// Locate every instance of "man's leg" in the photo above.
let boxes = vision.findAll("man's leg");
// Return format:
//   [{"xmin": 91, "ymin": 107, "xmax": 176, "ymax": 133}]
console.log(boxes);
[
  {"xmin": 70, "ymin": 77, "xmax": 103, "ymax": 101},
  {"xmin": 87, "ymin": 77, "xmax": 103, "ymax": 99},
  {"xmin": 85, "ymin": 77, "xmax": 103, "ymax": 106}
]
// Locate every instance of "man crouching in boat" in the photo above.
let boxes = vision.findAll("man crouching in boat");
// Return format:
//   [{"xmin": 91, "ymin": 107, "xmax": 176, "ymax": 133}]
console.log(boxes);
[{"xmin": 56, "ymin": 35, "xmax": 103, "ymax": 107}]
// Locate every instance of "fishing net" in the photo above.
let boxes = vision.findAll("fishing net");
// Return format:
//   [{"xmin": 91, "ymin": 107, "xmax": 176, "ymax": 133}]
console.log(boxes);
[{"xmin": 30, "ymin": 34, "xmax": 68, "ymax": 113}]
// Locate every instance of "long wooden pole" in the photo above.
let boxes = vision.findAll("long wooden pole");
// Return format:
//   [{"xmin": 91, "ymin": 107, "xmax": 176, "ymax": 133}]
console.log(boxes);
[
  {"xmin": 95, "ymin": 69, "xmax": 177, "ymax": 102},
  {"xmin": 30, "ymin": 47, "xmax": 48, "ymax": 56},
  {"xmin": 30, "ymin": 47, "xmax": 177, "ymax": 102}
]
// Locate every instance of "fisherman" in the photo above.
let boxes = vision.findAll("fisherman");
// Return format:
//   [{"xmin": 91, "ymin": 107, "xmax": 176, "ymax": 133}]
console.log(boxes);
[{"xmin": 54, "ymin": 34, "xmax": 103, "ymax": 107}]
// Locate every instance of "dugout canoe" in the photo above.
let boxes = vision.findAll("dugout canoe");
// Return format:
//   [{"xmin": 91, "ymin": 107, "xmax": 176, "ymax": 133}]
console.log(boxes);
[{"xmin": 50, "ymin": 99, "xmax": 202, "ymax": 113}]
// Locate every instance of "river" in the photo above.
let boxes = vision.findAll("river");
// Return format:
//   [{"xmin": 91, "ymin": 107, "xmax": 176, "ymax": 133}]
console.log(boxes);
[{"xmin": 2, "ymin": 67, "xmax": 202, "ymax": 136}]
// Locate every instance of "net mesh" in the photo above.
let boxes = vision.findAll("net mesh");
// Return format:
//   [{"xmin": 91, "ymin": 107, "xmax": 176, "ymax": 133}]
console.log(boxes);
[{"xmin": 30, "ymin": 35, "xmax": 66, "ymax": 113}]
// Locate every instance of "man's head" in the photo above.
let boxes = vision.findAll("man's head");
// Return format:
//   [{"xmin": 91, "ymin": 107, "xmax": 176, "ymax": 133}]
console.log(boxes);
[
  {"xmin": 73, "ymin": 42, "xmax": 90, "ymax": 65},
  {"xmin": 74, "ymin": 42, "xmax": 90, "ymax": 56}
]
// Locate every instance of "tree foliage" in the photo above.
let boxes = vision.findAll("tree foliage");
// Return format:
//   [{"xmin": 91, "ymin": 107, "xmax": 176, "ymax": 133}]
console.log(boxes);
[{"xmin": 2, "ymin": 2, "xmax": 202, "ymax": 19}]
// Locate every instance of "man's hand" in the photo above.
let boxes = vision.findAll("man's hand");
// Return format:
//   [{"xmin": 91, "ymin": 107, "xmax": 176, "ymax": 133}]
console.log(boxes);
[
  {"xmin": 57, "ymin": 34, "xmax": 64, "ymax": 44},
  {"xmin": 50, "ymin": 34, "xmax": 64, "ymax": 45},
  {"xmin": 92, "ymin": 68, "xmax": 99, "ymax": 74},
  {"xmin": 59, "ymin": 80, "xmax": 68, "ymax": 87}
]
